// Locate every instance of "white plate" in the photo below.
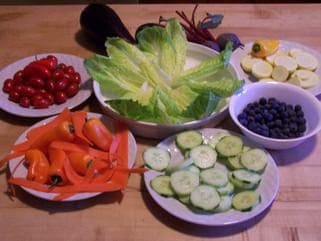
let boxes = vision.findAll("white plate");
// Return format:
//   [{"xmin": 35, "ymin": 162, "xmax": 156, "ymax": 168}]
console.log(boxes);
[
  {"xmin": 8, "ymin": 112, "xmax": 137, "ymax": 201},
  {"xmin": 144, "ymin": 128, "xmax": 279, "ymax": 226},
  {"xmin": 232, "ymin": 40, "xmax": 321, "ymax": 96},
  {"xmin": 0, "ymin": 53, "xmax": 92, "ymax": 117},
  {"xmin": 93, "ymin": 42, "xmax": 241, "ymax": 139}
]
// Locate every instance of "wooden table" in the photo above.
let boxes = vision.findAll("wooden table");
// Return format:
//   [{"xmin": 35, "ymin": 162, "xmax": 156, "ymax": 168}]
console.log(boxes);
[{"xmin": 1, "ymin": 4, "xmax": 321, "ymax": 241}]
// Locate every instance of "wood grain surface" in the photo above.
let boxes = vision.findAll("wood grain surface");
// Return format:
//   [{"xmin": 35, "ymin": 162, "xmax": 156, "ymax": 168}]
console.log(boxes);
[{"xmin": 0, "ymin": 4, "xmax": 321, "ymax": 241}]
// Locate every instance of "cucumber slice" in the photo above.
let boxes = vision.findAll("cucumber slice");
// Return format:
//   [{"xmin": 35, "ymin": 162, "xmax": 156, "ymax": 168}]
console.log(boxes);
[
  {"xmin": 214, "ymin": 195, "xmax": 232, "ymax": 213},
  {"xmin": 143, "ymin": 147, "xmax": 171, "ymax": 171},
  {"xmin": 200, "ymin": 168, "xmax": 228, "ymax": 188},
  {"xmin": 232, "ymin": 191, "xmax": 260, "ymax": 211},
  {"xmin": 217, "ymin": 182, "xmax": 234, "ymax": 196},
  {"xmin": 240, "ymin": 149, "xmax": 268, "ymax": 173},
  {"xmin": 252, "ymin": 60, "xmax": 273, "ymax": 79},
  {"xmin": 151, "ymin": 175, "xmax": 175, "ymax": 197},
  {"xmin": 232, "ymin": 169, "xmax": 261, "ymax": 184},
  {"xmin": 228, "ymin": 173, "xmax": 258, "ymax": 190},
  {"xmin": 272, "ymin": 65, "xmax": 289, "ymax": 82},
  {"xmin": 274, "ymin": 55, "xmax": 297, "ymax": 73},
  {"xmin": 216, "ymin": 136, "xmax": 243, "ymax": 157},
  {"xmin": 176, "ymin": 130, "xmax": 203, "ymax": 151},
  {"xmin": 190, "ymin": 185, "xmax": 220, "ymax": 211},
  {"xmin": 208, "ymin": 132, "xmax": 230, "ymax": 149},
  {"xmin": 170, "ymin": 170, "xmax": 199, "ymax": 196},
  {"xmin": 190, "ymin": 145, "xmax": 217, "ymax": 169},
  {"xmin": 165, "ymin": 158, "xmax": 193, "ymax": 175},
  {"xmin": 227, "ymin": 155, "xmax": 243, "ymax": 170}
]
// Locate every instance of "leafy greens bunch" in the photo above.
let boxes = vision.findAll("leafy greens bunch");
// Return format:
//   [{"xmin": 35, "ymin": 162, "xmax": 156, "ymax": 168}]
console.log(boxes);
[{"xmin": 85, "ymin": 18, "xmax": 243, "ymax": 124}]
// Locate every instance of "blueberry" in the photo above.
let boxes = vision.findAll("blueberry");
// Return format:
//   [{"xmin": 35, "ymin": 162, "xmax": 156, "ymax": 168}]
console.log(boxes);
[
  {"xmin": 283, "ymin": 118, "xmax": 290, "ymax": 124},
  {"xmin": 261, "ymin": 124, "xmax": 269, "ymax": 131},
  {"xmin": 238, "ymin": 112, "xmax": 247, "ymax": 120},
  {"xmin": 246, "ymin": 103, "xmax": 254, "ymax": 109},
  {"xmin": 287, "ymin": 104, "xmax": 293, "ymax": 110},
  {"xmin": 265, "ymin": 104, "xmax": 272, "ymax": 109},
  {"xmin": 268, "ymin": 97, "xmax": 276, "ymax": 103},
  {"xmin": 294, "ymin": 105, "xmax": 302, "ymax": 112},
  {"xmin": 270, "ymin": 109, "xmax": 277, "ymax": 116},
  {"xmin": 249, "ymin": 110, "xmax": 255, "ymax": 117},
  {"xmin": 255, "ymin": 113, "xmax": 263, "ymax": 121},
  {"xmin": 248, "ymin": 122, "xmax": 257, "ymax": 131},
  {"xmin": 240, "ymin": 119, "xmax": 249, "ymax": 127},
  {"xmin": 248, "ymin": 116, "xmax": 255, "ymax": 122},
  {"xmin": 297, "ymin": 117, "xmax": 306, "ymax": 125},
  {"xmin": 296, "ymin": 110, "xmax": 304, "ymax": 117},
  {"xmin": 259, "ymin": 98, "xmax": 267, "ymax": 105},
  {"xmin": 298, "ymin": 124, "xmax": 306, "ymax": 133},
  {"xmin": 253, "ymin": 102, "xmax": 259, "ymax": 107},
  {"xmin": 288, "ymin": 109, "xmax": 296, "ymax": 117},
  {"xmin": 289, "ymin": 123, "xmax": 298, "ymax": 132},
  {"xmin": 261, "ymin": 130, "xmax": 269, "ymax": 137},
  {"xmin": 267, "ymin": 121, "xmax": 275, "ymax": 128},
  {"xmin": 281, "ymin": 112, "xmax": 289, "ymax": 118},
  {"xmin": 275, "ymin": 119, "xmax": 282, "ymax": 127},
  {"xmin": 290, "ymin": 116, "xmax": 298, "ymax": 123},
  {"xmin": 289, "ymin": 133, "xmax": 295, "ymax": 138},
  {"xmin": 254, "ymin": 107, "xmax": 261, "ymax": 114},
  {"xmin": 264, "ymin": 113, "xmax": 273, "ymax": 121},
  {"xmin": 283, "ymin": 128, "xmax": 290, "ymax": 134}
]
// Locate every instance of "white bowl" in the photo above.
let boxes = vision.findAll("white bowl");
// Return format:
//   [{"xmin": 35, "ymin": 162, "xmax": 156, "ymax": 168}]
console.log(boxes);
[
  {"xmin": 93, "ymin": 42, "xmax": 242, "ymax": 139},
  {"xmin": 229, "ymin": 82, "xmax": 321, "ymax": 150}
]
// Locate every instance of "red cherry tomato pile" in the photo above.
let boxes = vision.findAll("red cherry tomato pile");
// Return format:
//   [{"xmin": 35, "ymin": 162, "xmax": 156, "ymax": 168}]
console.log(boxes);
[{"xmin": 2, "ymin": 55, "xmax": 81, "ymax": 109}]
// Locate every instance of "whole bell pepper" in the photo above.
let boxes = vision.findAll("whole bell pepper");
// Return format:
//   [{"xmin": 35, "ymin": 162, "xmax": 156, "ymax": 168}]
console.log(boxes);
[
  {"xmin": 31, "ymin": 120, "xmax": 75, "ymax": 153},
  {"xmin": 83, "ymin": 118, "xmax": 113, "ymax": 151},
  {"xmin": 251, "ymin": 39, "xmax": 279, "ymax": 58},
  {"xmin": 48, "ymin": 148, "xmax": 68, "ymax": 186},
  {"xmin": 25, "ymin": 149, "xmax": 50, "ymax": 184}
]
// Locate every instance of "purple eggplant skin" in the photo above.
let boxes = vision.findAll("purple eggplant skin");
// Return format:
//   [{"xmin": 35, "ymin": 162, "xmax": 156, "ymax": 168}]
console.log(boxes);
[
  {"xmin": 217, "ymin": 33, "xmax": 244, "ymax": 51},
  {"xmin": 203, "ymin": 41, "xmax": 221, "ymax": 52},
  {"xmin": 135, "ymin": 23, "xmax": 163, "ymax": 42},
  {"xmin": 80, "ymin": 3, "xmax": 135, "ymax": 47}
]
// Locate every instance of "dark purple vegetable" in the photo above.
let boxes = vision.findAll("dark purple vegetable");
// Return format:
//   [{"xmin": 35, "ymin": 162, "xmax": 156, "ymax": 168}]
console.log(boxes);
[
  {"xmin": 159, "ymin": 4, "xmax": 243, "ymax": 52},
  {"xmin": 217, "ymin": 33, "xmax": 244, "ymax": 51},
  {"xmin": 80, "ymin": 4, "xmax": 135, "ymax": 48}
]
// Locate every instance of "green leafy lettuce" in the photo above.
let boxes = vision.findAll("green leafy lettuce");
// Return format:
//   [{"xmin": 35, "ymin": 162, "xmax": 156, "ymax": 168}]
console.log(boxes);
[{"xmin": 85, "ymin": 18, "xmax": 243, "ymax": 124}]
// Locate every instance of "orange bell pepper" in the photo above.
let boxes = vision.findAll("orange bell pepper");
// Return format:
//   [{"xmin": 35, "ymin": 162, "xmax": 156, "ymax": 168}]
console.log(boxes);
[
  {"xmin": 25, "ymin": 149, "xmax": 50, "ymax": 184},
  {"xmin": 83, "ymin": 118, "xmax": 113, "ymax": 151},
  {"xmin": 67, "ymin": 152, "xmax": 93, "ymax": 176},
  {"xmin": 251, "ymin": 39, "xmax": 279, "ymax": 58},
  {"xmin": 48, "ymin": 148, "xmax": 68, "ymax": 186}
]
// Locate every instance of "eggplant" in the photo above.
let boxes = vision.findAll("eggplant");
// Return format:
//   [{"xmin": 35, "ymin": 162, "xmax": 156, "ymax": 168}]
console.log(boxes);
[
  {"xmin": 80, "ymin": 3, "xmax": 135, "ymax": 49},
  {"xmin": 216, "ymin": 33, "xmax": 244, "ymax": 51}
]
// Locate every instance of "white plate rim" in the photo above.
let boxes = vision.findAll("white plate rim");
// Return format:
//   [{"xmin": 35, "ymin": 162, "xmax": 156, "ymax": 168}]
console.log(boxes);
[
  {"xmin": 231, "ymin": 40, "xmax": 321, "ymax": 96},
  {"xmin": 0, "ymin": 53, "xmax": 92, "ymax": 117},
  {"xmin": 143, "ymin": 128, "xmax": 280, "ymax": 226},
  {"xmin": 8, "ymin": 112, "xmax": 137, "ymax": 201}
]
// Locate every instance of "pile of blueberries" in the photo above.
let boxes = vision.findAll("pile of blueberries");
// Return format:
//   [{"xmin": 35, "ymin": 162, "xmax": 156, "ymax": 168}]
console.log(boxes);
[{"xmin": 237, "ymin": 97, "xmax": 307, "ymax": 139}]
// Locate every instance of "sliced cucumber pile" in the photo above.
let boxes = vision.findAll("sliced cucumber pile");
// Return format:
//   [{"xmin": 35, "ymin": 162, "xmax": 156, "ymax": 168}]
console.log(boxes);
[{"xmin": 145, "ymin": 130, "xmax": 268, "ymax": 214}]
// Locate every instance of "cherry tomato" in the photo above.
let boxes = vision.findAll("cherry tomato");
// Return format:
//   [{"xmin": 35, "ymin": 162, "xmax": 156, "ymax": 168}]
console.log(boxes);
[
  {"xmin": 52, "ymin": 69, "xmax": 65, "ymax": 81},
  {"xmin": 65, "ymin": 66, "xmax": 75, "ymax": 75},
  {"xmin": 44, "ymin": 93, "xmax": 54, "ymax": 105},
  {"xmin": 63, "ymin": 73, "xmax": 72, "ymax": 82},
  {"xmin": 46, "ymin": 55, "xmax": 58, "ymax": 67},
  {"xmin": 2, "ymin": 78, "xmax": 14, "ymax": 93},
  {"xmin": 36, "ymin": 88, "xmax": 48, "ymax": 96},
  {"xmin": 54, "ymin": 78, "xmax": 68, "ymax": 91},
  {"xmin": 71, "ymin": 72, "xmax": 81, "ymax": 85},
  {"xmin": 21, "ymin": 85, "xmax": 36, "ymax": 97},
  {"xmin": 45, "ymin": 79, "xmax": 55, "ymax": 93},
  {"xmin": 14, "ymin": 84, "xmax": 24, "ymax": 95},
  {"xmin": 58, "ymin": 63, "xmax": 67, "ymax": 70},
  {"xmin": 33, "ymin": 98, "xmax": 50, "ymax": 109},
  {"xmin": 65, "ymin": 83, "xmax": 79, "ymax": 97},
  {"xmin": 13, "ymin": 70, "xmax": 24, "ymax": 83},
  {"xmin": 19, "ymin": 96, "xmax": 31, "ymax": 108},
  {"xmin": 32, "ymin": 94, "xmax": 43, "ymax": 104},
  {"xmin": 29, "ymin": 77, "xmax": 45, "ymax": 88},
  {"xmin": 55, "ymin": 91, "xmax": 67, "ymax": 104},
  {"xmin": 9, "ymin": 90, "xmax": 21, "ymax": 103}
]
